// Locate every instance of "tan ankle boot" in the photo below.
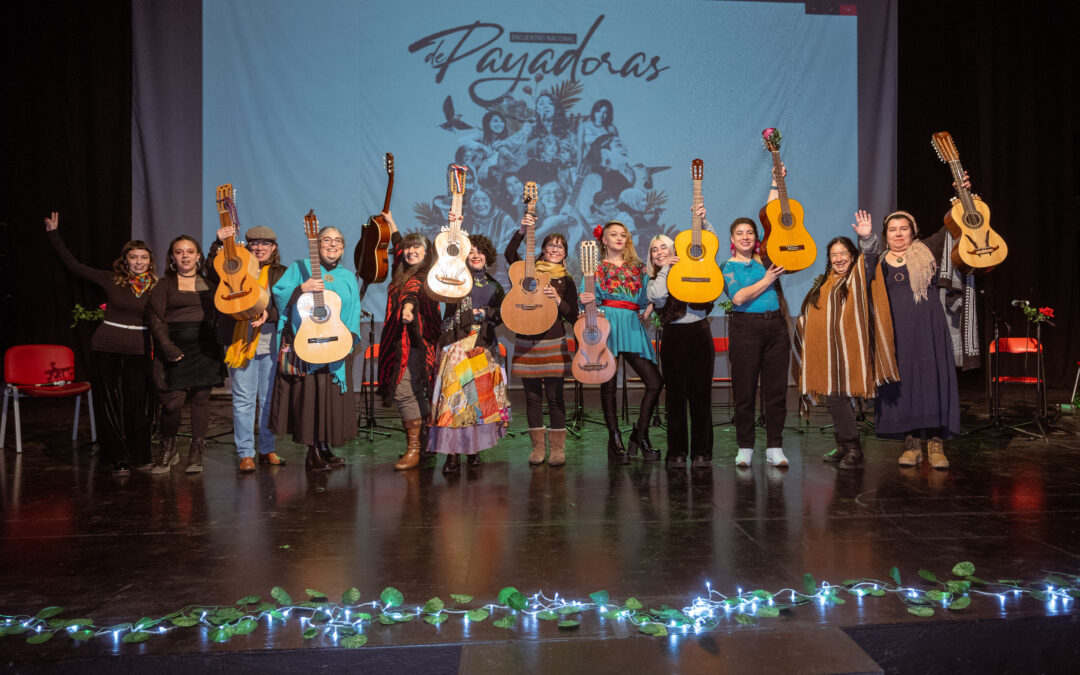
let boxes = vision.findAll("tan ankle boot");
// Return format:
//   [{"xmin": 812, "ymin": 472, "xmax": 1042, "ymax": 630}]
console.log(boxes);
[
  {"xmin": 548, "ymin": 428, "xmax": 567, "ymax": 467},
  {"xmin": 898, "ymin": 434, "xmax": 922, "ymax": 467},
  {"xmin": 394, "ymin": 419, "xmax": 423, "ymax": 470},
  {"xmin": 528, "ymin": 428, "xmax": 547, "ymax": 465},
  {"xmin": 927, "ymin": 437, "xmax": 949, "ymax": 469}
]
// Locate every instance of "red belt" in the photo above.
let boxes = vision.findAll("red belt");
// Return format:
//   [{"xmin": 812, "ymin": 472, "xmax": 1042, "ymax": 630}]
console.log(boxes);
[{"xmin": 600, "ymin": 300, "xmax": 640, "ymax": 310}]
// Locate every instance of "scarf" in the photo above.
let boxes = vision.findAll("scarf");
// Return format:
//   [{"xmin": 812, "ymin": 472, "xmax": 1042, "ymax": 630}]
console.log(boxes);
[
  {"xmin": 128, "ymin": 272, "xmax": 153, "ymax": 297},
  {"xmin": 535, "ymin": 260, "xmax": 568, "ymax": 279},
  {"xmin": 224, "ymin": 265, "xmax": 270, "ymax": 369}
]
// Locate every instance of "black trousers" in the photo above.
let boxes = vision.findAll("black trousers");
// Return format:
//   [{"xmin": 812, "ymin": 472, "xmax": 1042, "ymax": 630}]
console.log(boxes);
[
  {"xmin": 522, "ymin": 377, "xmax": 566, "ymax": 429},
  {"xmin": 661, "ymin": 321, "xmax": 714, "ymax": 458},
  {"xmin": 729, "ymin": 311, "xmax": 789, "ymax": 448},
  {"xmin": 825, "ymin": 395, "xmax": 858, "ymax": 441},
  {"xmin": 159, "ymin": 387, "xmax": 212, "ymax": 440},
  {"xmin": 92, "ymin": 351, "xmax": 152, "ymax": 466},
  {"xmin": 600, "ymin": 353, "xmax": 662, "ymax": 433}
]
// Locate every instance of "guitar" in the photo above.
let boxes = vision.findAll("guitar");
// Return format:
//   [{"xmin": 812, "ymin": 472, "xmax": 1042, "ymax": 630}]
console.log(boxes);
[
  {"xmin": 931, "ymin": 131, "xmax": 1007, "ymax": 273},
  {"xmin": 353, "ymin": 152, "xmax": 395, "ymax": 285},
  {"xmin": 667, "ymin": 159, "xmax": 725, "ymax": 303},
  {"xmin": 759, "ymin": 128, "xmax": 817, "ymax": 272},
  {"xmin": 293, "ymin": 210, "xmax": 354, "ymax": 365},
  {"xmin": 425, "ymin": 164, "xmax": 473, "ymax": 302},
  {"xmin": 501, "ymin": 181, "xmax": 559, "ymax": 335},
  {"xmin": 213, "ymin": 184, "xmax": 270, "ymax": 320},
  {"xmin": 572, "ymin": 241, "xmax": 616, "ymax": 384}
]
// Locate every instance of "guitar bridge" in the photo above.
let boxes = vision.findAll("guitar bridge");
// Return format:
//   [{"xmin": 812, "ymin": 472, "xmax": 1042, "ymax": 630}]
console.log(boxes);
[
  {"xmin": 778, "ymin": 245, "xmax": 806, "ymax": 252},
  {"xmin": 679, "ymin": 277, "xmax": 712, "ymax": 283},
  {"xmin": 220, "ymin": 289, "xmax": 254, "ymax": 301},
  {"xmin": 435, "ymin": 275, "xmax": 464, "ymax": 285},
  {"xmin": 581, "ymin": 363, "xmax": 610, "ymax": 371},
  {"xmin": 514, "ymin": 304, "xmax": 543, "ymax": 310},
  {"xmin": 306, "ymin": 336, "xmax": 340, "ymax": 344}
]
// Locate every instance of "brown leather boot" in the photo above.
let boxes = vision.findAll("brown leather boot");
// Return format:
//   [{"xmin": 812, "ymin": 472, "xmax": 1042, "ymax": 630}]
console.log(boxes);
[
  {"xmin": 838, "ymin": 438, "xmax": 864, "ymax": 470},
  {"xmin": 394, "ymin": 419, "xmax": 423, "ymax": 470},
  {"xmin": 547, "ymin": 428, "xmax": 567, "ymax": 467},
  {"xmin": 898, "ymin": 434, "xmax": 922, "ymax": 467},
  {"xmin": 150, "ymin": 437, "xmax": 178, "ymax": 474},
  {"xmin": 927, "ymin": 437, "xmax": 949, "ymax": 470},
  {"xmin": 184, "ymin": 438, "xmax": 205, "ymax": 473},
  {"xmin": 528, "ymin": 428, "xmax": 547, "ymax": 465}
]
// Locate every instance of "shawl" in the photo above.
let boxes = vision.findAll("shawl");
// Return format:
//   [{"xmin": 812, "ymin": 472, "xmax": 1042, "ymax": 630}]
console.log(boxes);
[
  {"xmin": 377, "ymin": 273, "xmax": 441, "ymax": 402},
  {"xmin": 535, "ymin": 260, "xmax": 568, "ymax": 279}
]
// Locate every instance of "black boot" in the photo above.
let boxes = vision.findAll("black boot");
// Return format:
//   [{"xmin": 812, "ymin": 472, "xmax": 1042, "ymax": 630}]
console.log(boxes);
[
  {"xmin": 442, "ymin": 453, "xmax": 461, "ymax": 474},
  {"xmin": 628, "ymin": 425, "xmax": 660, "ymax": 461},
  {"xmin": 823, "ymin": 430, "xmax": 844, "ymax": 462},
  {"xmin": 305, "ymin": 445, "xmax": 332, "ymax": 472},
  {"xmin": 601, "ymin": 381, "xmax": 629, "ymax": 464},
  {"xmin": 150, "ymin": 437, "xmax": 178, "ymax": 475},
  {"xmin": 185, "ymin": 438, "xmax": 205, "ymax": 474},
  {"xmin": 317, "ymin": 441, "xmax": 346, "ymax": 467},
  {"xmin": 838, "ymin": 438, "xmax": 864, "ymax": 470}
]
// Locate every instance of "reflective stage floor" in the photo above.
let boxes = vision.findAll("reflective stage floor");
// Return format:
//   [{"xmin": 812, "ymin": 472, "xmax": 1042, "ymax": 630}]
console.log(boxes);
[{"xmin": 2, "ymin": 377, "xmax": 1079, "ymax": 673}]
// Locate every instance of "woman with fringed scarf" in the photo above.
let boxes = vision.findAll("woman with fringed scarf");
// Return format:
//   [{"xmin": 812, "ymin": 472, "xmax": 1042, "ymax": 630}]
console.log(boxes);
[{"xmin": 792, "ymin": 211, "xmax": 901, "ymax": 469}]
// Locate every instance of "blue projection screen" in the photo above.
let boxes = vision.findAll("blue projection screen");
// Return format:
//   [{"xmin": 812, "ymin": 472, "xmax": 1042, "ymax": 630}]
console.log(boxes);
[{"xmin": 195, "ymin": 0, "xmax": 888, "ymax": 318}]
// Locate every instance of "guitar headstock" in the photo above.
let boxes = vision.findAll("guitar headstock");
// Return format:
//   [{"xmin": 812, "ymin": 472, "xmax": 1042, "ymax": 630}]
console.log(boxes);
[
  {"xmin": 762, "ymin": 127, "xmax": 782, "ymax": 152},
  {"xmin": 691, "ymin": 159, "xmax": 703, "ymax": 181},
  {"xmin": 523, "ymin": 181, "xmax": 538, "ymax": 215},
  {"xmin": 215, "ymin": 183, "xmax": 235, "ymax": 214},
  {"xmin": 931, "ymin": 132, "xmax": 959, "ymax": 163},
  {"xmin": 303, "ymin": 209, "xmax": 319, "ymax": 240},
  {"xmin": 384, "ymin": 152, "xmax": 395, "ymax": 178},
  {"xmin": 448, "ymin": 164, "xmax": 468, "ymax": 196},
  {"xmin": 579, "ymin": 240, "xmax": 598, "ymax": 276}
]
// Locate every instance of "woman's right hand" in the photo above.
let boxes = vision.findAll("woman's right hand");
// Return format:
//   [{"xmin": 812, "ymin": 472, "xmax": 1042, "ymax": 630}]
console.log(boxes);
[
  {"xmin": 300, "ymin": 277, "xmax": 324, "ymax": 293},
  {"xmin": 851, "ymin": 209, "xmax": 873, "ymax": 238},
  {"xmin": 579, "ymin": 291, "xmax": 595, "ymax": 306},
  {"xmin": 519, "ymin": 212, "xmax": 536, "ymax": 234},
  {"xmin": 44, "ymin": 211, "xmax": 59, "ymax": 231},
  {"xmin": 764, "ymin": 264, "xmax": 785, "ymax": 283},
  {"xmin": 216, "ymin": 225, "xmax": 236, "ymax": 242}
]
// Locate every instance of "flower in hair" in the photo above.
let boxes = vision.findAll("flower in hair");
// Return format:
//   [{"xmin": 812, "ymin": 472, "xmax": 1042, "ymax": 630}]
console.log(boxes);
[{"xmin": 593, "ymin": 225, "xmax": 604, "ymax": 242}]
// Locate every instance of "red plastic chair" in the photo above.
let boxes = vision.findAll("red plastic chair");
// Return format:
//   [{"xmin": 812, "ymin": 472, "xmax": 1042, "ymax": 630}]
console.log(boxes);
[
  {"xmin": 712, "ymin": 337, "xmax": 731, "ymax": 385},
  {"xmin": 1, "ymin": 345, "xmax": 96, "ymax": 453},
  {"xmin": 361, "ymin": 343, "xmax": 380, "ymax": 387},
  {"xmin": 990, "ymin": 337, "xmax": 1042, "ymax": 384}
]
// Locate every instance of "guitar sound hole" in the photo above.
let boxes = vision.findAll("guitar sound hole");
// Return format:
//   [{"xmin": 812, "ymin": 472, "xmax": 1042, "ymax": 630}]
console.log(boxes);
[
  {"xmin": 224, "ymin": 259, "xmax": 240, "ymax": 274},
  {"xmin": 688, "ymin": 244, "xmax": 704, "ymax": 258},
  {"xmin": 584, "ymin": 328, "xmax": 600, "ymax": 343},
  {"xmin": 780, "ymin": 213, "xmax": 793, "ymax": 228},
  {"xmin": 522, "ymin": 277, "xmax": 537, "ymax": 292},
  {"xmin": 964, "ymin": 213, "xmax": 983, "ymax": 228},
  {"xmin": 312, "ymin": 306, "xmax": 330, "ymax": 323},
  {"xmin": 446, "ymin": 243, "xmax": 460, "ymax": 257}
]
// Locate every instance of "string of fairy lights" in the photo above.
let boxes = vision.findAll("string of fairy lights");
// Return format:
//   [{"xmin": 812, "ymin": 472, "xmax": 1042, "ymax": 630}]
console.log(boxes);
[{"xmin": 2, "ymin": 563, "xmax": 1077, "ymax": 647}]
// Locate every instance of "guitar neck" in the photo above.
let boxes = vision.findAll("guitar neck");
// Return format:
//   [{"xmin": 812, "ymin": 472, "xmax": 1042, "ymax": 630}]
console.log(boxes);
[
  {"xmin": 217, "ymin": 199, "xmax": 239, "ymax": 259},
  {"xmin": 307, "ymin": 237, "xmax": 324, "ymax": 308},
  {"xmin": 524, "ymin": 203, "xmax": 536, "ymax": 278},
  {"xmin": 449, "ymin": 193, "xmax": 464, "ymax": 239},
  {"xmin": 691, "ymin": 177, "xmax": 703, "ymax": 246},
  {"xmin": 770, "ymin": 150, "xmax": 791, "ymax": 215},
  {"xmin": 947, "ymin": 158, "xmax": 978, "ymax": 215},
  {"xmin": 583, "ymin": 273, "xmax": 597, "ymax": 326},
  {"xmin": 381, "ymin": 173, "xmax": 394, "ymax": 213}
]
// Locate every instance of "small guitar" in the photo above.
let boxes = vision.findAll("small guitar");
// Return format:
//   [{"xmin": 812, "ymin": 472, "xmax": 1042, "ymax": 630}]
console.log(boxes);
[
  {"xmin": 501, "ymin": 181, "xmax": 559, "ymax": 335},
  {"xmin": 931, "ymin": 131, "xmax": 1007, "ymax": 273},
  {"xmin": 426, "ymin": 164, "xmax": 473, "ymax": 302},
  {"xmin": 668, "ymin": 159, "xmax": 724, "ymax": 303},
  {"xmin": 759, "ymin": 128, "xmax": 817, "ymax": 272},
  {"xmin": 354, "ymin": 152, "xmax": 395, "ymax": 285},
  {"xmin": 213, "ymin": 184, "xmax": 270, "ymax": 320},
  {"xmin": 293, "ymin": 210, "xmax": 354, "ymax": 365},
  {"xmin": 572, "ymin": 241, "xmax": 616, "ymax": 384}
]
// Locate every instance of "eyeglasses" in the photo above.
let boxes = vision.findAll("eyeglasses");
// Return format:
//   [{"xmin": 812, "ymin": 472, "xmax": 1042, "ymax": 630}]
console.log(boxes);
[
  {"xmin": 544, "ymin": 243, "xmax": 566, "ymax": 250},
  {"xmin": 248, "ymin": 240, "xmax": 275, "ymax": 247},
  {"xmin": 320, "ymin": 237, "xmax": 345, "ymax": 245}
]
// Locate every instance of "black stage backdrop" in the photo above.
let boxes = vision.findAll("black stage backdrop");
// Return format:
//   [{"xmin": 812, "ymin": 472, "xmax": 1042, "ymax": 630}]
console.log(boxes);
[{"xmin": 1, "ymin": 1, "xmax": 1077, "ymax": 387}]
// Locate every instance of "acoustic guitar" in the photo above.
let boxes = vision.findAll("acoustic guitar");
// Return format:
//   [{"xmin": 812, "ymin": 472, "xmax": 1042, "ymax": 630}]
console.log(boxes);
[
  {"xmin": 293, "ymin": 210, "xmax": 354, "ymax": 365},
  {"xmin": 501, "ymin": 181, "xmax": 559, "ymax": 335},
  {"xmin": 213, "ymin": 184, "xmax": 270, "ymax": 320},
  {"xmin": 353, "ymin": 152, "xmax": 394, "ymax": 285},
  {"xmin": 425, "ymin": 164, "xmax": 473, "ymax": 302},
  {"xmin": 572, "ymin": 241, "xmax": 616, "ymax": 384},
  {"xmin": 759, "ymin": 128, "xmax": 817, "ymax": 272},
  {"xmin": 931, "ymin": 131, "xmax": 1007, "ymax": 273},
  {"xmin": 667, "ymin": 159, "xmax": 724, "ymax": 303}
]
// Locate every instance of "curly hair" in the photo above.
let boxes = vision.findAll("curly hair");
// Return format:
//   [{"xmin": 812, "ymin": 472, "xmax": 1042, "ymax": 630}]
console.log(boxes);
[
  {"xmin": 468, "ymin": 234, "xmax": 496, "ymax": 268},
  {"xmin": 111, "ymin": 240, "xmax": 158, "ymax": 287}
]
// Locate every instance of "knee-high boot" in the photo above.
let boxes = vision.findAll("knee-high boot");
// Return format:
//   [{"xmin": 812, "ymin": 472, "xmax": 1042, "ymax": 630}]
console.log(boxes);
[
  {"xmin": 395, "ymin": 419, "xmax": 423, "ymax": 470},
  {"xmin": 601, "ymin": 383, "xmax": 628, "ymax": 464}
]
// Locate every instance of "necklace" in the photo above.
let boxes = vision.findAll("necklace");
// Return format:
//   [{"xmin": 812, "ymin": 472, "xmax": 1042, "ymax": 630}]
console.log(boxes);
[{"xmin": 177, "ymin": 271, "xmax": 198, "ymax": 278}]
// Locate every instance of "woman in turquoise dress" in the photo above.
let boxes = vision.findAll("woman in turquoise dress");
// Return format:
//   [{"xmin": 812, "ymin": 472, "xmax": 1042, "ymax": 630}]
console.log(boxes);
[{"xmin": 578, "ymin": 220, "xmax": 662, "ymax": 463}]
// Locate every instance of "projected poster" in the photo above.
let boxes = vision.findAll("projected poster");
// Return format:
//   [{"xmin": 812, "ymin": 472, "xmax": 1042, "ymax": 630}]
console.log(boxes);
[{"xmin": 203, "ymin": 0, "xmax": 858, "ymax": 313}]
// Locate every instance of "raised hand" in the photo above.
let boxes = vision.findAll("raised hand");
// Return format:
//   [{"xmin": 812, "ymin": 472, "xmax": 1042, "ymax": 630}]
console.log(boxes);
[
  {"xmin": 952, "ymin": 171, "xmax": 971, "ymax": 191},
  {"xmin": 519, "ymin": 212, "xmax": 536, "ymax": 234},
  {"xmin": 216, "ymin": 225, "xmax": 237, "ymax": 242},
  {"xmin": 44, "ymin": 211, "xmax": 59, "ymax": 231},
  {"xmin": 851, "ymin": 209, "xmax": 873, "ymax": 238},
  {"xmin": 382, "ymin": 210, "xmax": 398, "ymax": 233},
  {"xmin": 692, "ymin": 204, "xmax": 707, "ymax": 221}
]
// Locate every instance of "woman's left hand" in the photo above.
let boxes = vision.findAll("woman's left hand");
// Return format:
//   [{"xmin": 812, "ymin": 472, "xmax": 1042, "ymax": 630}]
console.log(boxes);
[
  {"xmin": 250, "ymin": 310, "xmax": 268, "ymax": 329},
  {"xmin": 542, "ymin": 285, "xmax": 561, "ymax": 305},
  {"xmin": 692, "ymin": 204, "xmax": 706, "ymax": 221},
  {"xmin": 640, "ymin": 303, "xmax": 654, "ymax": 324},
  {"xmin": 951, "ymin": 171, "xmax": 971, "ymax": 191},
  {"xmin": 852, "ymin": 209, "xmax": 873, "ymax": 238}
]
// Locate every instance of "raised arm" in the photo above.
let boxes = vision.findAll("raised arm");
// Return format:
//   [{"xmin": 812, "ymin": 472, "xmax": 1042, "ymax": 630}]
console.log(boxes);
[{"xmin": 44, "ymin": 211, "xmax": 109, "ymax": 285}]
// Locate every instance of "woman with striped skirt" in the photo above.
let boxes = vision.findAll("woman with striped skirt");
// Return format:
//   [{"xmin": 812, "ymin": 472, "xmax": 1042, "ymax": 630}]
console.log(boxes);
[{"xmin": 504, "ymin": 213, "xmax": 579, "ymax": 466}]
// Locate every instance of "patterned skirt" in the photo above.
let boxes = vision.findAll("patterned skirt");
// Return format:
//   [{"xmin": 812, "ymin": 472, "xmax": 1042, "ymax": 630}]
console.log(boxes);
[
  {"xmin": 510, "ymin": 336, "xmax": 571, "ymax": 379},
  {"xmin": 428, "ymin": 331, "xmax": 510, "ymax": 455}
]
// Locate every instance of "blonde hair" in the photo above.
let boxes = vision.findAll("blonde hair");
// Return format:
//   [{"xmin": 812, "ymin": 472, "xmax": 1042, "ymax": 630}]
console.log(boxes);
[
  {"xmin": 599, "ymin": 220, "xmax": 641, "ymax": 267},
  {"xmin": 646, "ymin": 234, "xmax": 674, "ymax": 278}
]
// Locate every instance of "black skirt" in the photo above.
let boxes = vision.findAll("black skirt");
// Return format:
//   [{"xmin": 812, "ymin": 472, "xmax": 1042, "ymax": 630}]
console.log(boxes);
[{"xmin": 155, "ymin": 321, "xmax": 225, "ymax": 391}]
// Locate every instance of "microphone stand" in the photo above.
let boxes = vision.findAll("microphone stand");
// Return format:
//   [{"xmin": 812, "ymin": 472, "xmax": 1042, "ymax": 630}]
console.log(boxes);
[{"xmin": 357, "ymin": 307, "xmax": 395, "ymax": 441}]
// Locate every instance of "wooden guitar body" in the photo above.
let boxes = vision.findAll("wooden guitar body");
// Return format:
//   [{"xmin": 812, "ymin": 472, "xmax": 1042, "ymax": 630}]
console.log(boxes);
[
  {"xmin": 293, "ymin": 288, "xmax": 353, "ymax": 364},
  {"xmin": 571, "ymin": 312, "xmax": 615, "ymax": 384},
  {"xmin": 503, "ymin": 263, "xmax": 558, "ymax": 334},
  {"xmin": 354, "ymin": 213, "xmax": 392, "ymax": 284},
  {"xmin": 943, "ymin": 196, "xmax": 1006, "ymax": 273},
  {"xmin": 212, "ymin": 244, "xmax": 270, "ymax": 320},
  {"xmin": 425, "ymin": 228, "xmax": 473, "ymax": 302},
  {"xmin": 759, "ymin": 197, "xmax": 816, "ymax": 271}
]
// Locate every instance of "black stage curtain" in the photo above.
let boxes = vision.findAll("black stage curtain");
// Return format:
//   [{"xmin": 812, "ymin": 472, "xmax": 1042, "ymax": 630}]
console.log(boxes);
[
  {"xmin": 1, "ymin": 1, "xmax": 133, "ymax": 377},
  {"xmin": 897, "ymin": 1, "xmax": 1078, "ymax": 388}
]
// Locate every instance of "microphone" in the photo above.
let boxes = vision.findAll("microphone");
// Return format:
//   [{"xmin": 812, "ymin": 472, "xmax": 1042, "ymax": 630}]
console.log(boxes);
[
  {"xmin": 359, "ymin": 309, "xmax": 373, "ymax": 319},
  {"xmin": 1010, "ymin": 299, "xmax": 1028, "ymax": 307}
]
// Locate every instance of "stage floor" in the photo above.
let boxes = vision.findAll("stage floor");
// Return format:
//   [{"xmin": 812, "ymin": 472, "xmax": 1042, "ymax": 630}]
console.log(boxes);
[{"xmin": 2, "ymin": 378, "xmax": 1079, "ymax": 673}]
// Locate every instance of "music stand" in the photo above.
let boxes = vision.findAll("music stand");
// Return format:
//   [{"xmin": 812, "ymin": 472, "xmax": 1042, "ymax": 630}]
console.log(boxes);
[{"xmin": 356, "ymin": 308, "xmax": 395, "ymax": 441}]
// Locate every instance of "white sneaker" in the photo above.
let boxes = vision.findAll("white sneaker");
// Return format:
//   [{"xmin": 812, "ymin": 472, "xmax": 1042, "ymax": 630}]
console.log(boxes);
[
  {"xmin": 735, "ymin": 448, "xmax": 753, "ymax": 467},
  {"xmin": 766, "ymin": 447, "xmax": 789, "ymax": 467}
]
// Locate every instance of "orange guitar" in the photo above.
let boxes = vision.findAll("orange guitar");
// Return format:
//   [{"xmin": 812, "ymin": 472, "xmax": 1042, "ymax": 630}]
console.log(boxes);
[
  {"xmin": 572, "ymin": 241, "xmax": 616, "ymax": 384},
  {"xmin": 354, "ymin": 152, "xmax": 394, "ymax": 285},
  {"xmin": 668, "ymin": 159, "xmax": 724, "ymax": 303},
  {"xmin": 425, "ymin": 165, "xmax": 472, "ymax": 302},
  {"xmin": 213, "ymin": 184, "xmax": 269, "ymax": 320},
  {"xmin": 293, "ymin": 210, "xmax": 354, "ymax": 365},
  {"xmin": 759, "ymin": 128, "xmax": 817, "ymax": 272},
  {"xmin": 931, "ymin": 131, "xmax": 1007, "ymax": 273},
  {"xmin": 501, "ymin": 181, "xmax": 559, "ymax": 335}
]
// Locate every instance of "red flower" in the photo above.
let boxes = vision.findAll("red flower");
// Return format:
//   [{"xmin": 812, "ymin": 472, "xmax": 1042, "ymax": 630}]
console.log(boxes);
[
  {"xmin": 1039, "ymin": 306, "xmax": 1054, "ymax": 318},
  {"xmin": 99, "ymin": 303, "xmax": 107, "ymax": 310},
  {"xmin": 593, "ymin": 225, "xmax": 604, "ymax": 242}
]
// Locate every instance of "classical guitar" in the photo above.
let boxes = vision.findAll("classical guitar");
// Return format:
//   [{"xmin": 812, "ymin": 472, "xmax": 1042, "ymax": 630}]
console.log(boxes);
[
  {"xmin": 425, "ymin": 164, "xmax": 473, "ymax": 302},
  {"xmin": 213, "ymin": 184, "xmax": 270, "ymax": 320},
  {"xmin": 759, "ymin": 128, "xmax": 817, "ymax": 272},
  {"xmin": 501, "ymin": 181, "xmax": 559, "ymax": 335},
  {"xmin": 293, "ymin": 210, "xmax": 354, "ymax": 365},
  {"xmin": 931, "ymin": 131, "xmax": 1007, "ymax": 273},
  {"xmin": 353, "ymin": 152, "xmax": 394, "ymax": 285},
  {"xmin": 572, "ymin": 241, "xmax": 616, "ymax": 384},
  {"xmin": 668, "ymin": 159, "xmax": 724, "ymax": 303}
]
